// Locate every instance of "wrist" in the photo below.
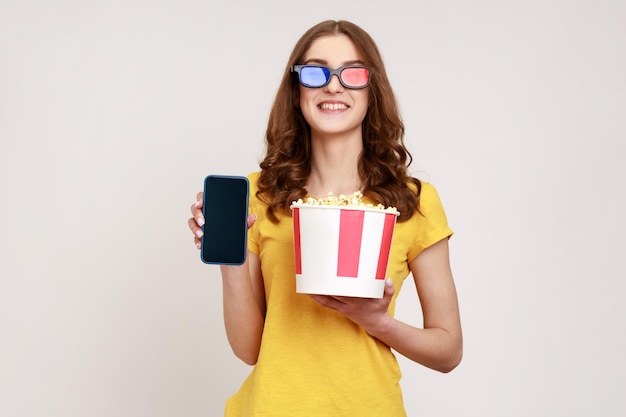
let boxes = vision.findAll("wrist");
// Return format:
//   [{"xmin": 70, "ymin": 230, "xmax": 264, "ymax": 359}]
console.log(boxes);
[{"xmin": 364, "ymin": 312, "xmax": 395, "ymax": 338}]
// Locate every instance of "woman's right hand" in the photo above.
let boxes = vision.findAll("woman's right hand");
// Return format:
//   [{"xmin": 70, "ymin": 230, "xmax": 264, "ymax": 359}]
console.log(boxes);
[{"xmin": 188, "ymin": 192, "xmax": 205, "ymax": 249}]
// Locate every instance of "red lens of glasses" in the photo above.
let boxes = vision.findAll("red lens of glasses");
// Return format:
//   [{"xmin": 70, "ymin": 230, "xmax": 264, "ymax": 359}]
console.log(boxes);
[{"xmin": 341, "ymin": 67, "xmax": 369, "ymax": 87}]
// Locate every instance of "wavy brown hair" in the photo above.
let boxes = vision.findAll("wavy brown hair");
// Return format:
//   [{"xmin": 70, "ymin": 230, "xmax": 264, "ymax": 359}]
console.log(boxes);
[{"xmin": 257, "ymin": 20, "xmax": 421, "ymax": 223}]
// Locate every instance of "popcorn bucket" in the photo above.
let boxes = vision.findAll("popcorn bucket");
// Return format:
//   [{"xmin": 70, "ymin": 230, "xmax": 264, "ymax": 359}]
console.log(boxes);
[{"xmin": 291, "ymin": 204, "xmax": 399, "ymax": 298}]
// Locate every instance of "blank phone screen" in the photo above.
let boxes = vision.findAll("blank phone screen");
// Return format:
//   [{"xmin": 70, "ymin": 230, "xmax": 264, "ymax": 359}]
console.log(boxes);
[{"xmin": 201, "ymin": 175, "xmax": 249, "ymax": 265}]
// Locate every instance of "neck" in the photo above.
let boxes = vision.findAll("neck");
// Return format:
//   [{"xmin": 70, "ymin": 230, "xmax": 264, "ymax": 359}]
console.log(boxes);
[{"xmin": 306, "ymin": 131, "xmax": 363, "ymax": 198}]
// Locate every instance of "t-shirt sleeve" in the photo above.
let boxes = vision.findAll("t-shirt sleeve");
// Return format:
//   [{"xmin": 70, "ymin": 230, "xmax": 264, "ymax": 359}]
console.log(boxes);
[{"xmin": 407, "ymin": 182, "xmax": 453, "ymax": 262}]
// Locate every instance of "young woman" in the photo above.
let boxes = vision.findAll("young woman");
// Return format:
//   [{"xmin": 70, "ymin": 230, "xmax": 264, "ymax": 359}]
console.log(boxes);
[{"xmin": 188, "ymin": 20, "xmax": 462, "ymax": 417}]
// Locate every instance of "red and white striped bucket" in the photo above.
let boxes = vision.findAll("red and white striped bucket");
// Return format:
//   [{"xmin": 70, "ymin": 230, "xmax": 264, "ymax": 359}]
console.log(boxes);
[{"xmin": 291, "ymin": 204, "xmax": 399, "ymax": 298}]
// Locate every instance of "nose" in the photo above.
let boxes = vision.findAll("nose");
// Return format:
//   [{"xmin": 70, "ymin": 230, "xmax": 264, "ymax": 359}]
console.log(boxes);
[{"xmin": 323, "ymin": 74, "xmax": 344, "ymax": 93}]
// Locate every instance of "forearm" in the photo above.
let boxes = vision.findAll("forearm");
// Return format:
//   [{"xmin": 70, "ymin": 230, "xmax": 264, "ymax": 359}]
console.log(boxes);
[
  {"xmin": 220, "ymin": 264, "xmax": 265, "ymax": 365},
  {"xmin": 366, "ymin": 316, "xmax": 463, "ymax": 373}
]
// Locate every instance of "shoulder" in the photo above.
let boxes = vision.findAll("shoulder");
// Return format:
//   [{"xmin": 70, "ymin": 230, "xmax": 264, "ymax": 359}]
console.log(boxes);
[
  {"xmin": 409, "ymin": 180, "xmax": 450, "ymax": 227},
  {"xmin": 246, "ymin": 171, "xmax": 262, "ymax": 194},
  {"xmin": 247, "ymin": 171, "xmax": 261, "ymax": 185},
  {"xmin": 418, "ymin": 181, "xmax": 442, "ymax": 206},
  {"xmin": 406, "ymin": 180, "xmax": 443, "ymax": 209},
  {"xmin": 246, "ymin": 171, "xmax": 270, "ymax": 211}
]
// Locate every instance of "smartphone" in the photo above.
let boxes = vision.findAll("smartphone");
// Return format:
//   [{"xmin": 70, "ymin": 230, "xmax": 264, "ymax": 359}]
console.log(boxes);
[{"xmin": 200, "ymin": 175, "xmax": 250, "ymax": 265}]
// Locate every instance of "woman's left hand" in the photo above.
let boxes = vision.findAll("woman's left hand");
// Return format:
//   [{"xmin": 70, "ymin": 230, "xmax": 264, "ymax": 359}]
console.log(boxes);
[{"xmin": 309, "ymin": 278, "xmax": 395, "ymax": 334}]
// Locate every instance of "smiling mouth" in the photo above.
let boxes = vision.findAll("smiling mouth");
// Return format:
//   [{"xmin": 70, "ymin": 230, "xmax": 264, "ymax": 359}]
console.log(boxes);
[{"xmin": 319, "ymin": 102, "xmax": 348, "ymax": 110}]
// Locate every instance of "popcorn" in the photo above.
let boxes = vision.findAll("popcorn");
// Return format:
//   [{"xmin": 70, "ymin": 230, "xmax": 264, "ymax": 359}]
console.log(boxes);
[{"xmin": 292, "ymin": 191, "xmax": 399, "ymax": 214}]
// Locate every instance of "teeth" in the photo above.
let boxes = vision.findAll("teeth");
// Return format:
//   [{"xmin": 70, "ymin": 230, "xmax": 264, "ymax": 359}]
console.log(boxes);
[{"xmin": 320, "ymin": 102, "xmax": 347, "ymax": 110}]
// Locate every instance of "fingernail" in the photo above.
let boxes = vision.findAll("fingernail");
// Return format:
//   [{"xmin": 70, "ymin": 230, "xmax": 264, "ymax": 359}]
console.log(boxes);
[
  {"xmin": 197, "ymin": 217, "xmax": 205, "ymax": 227},
  {"xmin": 195, "ymin": 201, "xmax": 201, "ymax": 207},
  {"xmin": 196, "ymin": 242, "xmax": 201, "ymax": 249},
  {"xmin": 195, "ymin": 229, "xmax": 203, "ymax": 238},
  {"xmin": 385, "ymin": 278, "xmax": 393, "ymax": 287}
]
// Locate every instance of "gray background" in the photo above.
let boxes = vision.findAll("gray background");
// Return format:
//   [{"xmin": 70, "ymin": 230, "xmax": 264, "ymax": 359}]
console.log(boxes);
[{"xmin": 1, "ymin": 1, "xmax": 624, "ymax": 416}]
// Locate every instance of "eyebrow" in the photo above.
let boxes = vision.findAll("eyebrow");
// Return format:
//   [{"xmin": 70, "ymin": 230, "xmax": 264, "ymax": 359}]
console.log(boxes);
[{"xmin": 303, "ymin": 58, "xmax": 366, "ymax": 66}]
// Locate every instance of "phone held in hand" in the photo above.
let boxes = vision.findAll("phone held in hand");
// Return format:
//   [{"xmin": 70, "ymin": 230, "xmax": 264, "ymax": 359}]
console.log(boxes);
[{"xmin": 200, "ymin": 175, "xmax": 250, "ymax": 265}]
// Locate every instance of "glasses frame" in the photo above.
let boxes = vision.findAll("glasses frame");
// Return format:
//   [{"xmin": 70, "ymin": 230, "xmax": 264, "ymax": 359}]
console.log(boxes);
[{"xmin": 291, "ymin": 65, "xmax": 370, "ymax": 89}]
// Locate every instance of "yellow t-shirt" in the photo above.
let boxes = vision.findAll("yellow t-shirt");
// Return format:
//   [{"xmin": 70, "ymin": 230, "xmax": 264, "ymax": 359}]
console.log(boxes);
[{"xmin": 224, "ymin": 171, "xmax": 453, "ymax": 417}]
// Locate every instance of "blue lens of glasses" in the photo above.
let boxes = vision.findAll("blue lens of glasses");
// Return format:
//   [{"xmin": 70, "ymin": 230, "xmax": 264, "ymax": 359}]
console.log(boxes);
[{"xmin": 300, "ymin": 66, "xmax": 331, "ymax": 87}]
